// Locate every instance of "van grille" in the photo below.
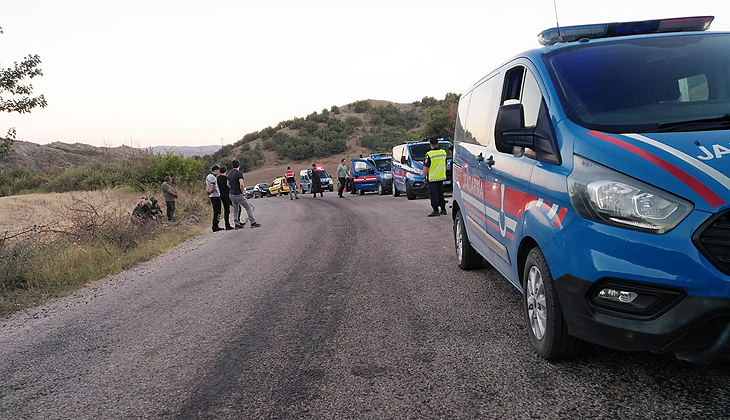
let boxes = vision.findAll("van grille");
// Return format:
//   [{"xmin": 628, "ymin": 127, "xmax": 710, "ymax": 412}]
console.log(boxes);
[{"xmin": 694, "ymin": 210, "xmax": 730, "ymax": 276}]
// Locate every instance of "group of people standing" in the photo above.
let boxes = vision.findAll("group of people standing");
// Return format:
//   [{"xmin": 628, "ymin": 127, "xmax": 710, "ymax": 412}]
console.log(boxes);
[
  {"xmin": 205, "ymin": 159, "xmax": 262, "ymax": 232},
  {"xmin": 197, "ymin": 143, "xmax": 446, "ymax": 231}
]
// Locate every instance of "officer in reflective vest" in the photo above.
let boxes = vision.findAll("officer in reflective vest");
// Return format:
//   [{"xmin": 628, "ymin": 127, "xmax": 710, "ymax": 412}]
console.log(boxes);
[
  {"xmin": 423, "ymin": 138, "xmax": 447, "ymax": 217},
  {"xmin": 285, "ymin": 167, "xmax": 298, "ymax": 200}
]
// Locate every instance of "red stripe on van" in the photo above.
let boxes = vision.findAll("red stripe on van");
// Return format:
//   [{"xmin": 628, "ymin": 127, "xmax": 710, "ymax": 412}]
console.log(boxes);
[{"xmin": 588, "ymin": 131, "xmax": 725, "ymax": 208}]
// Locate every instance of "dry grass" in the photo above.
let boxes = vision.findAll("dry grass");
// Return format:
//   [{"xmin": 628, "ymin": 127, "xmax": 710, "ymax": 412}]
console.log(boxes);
[
  {"xmin": 0, "ymin": 187, "xmax": 207, "ymax": 318},
  {"xmin": 0, "ymin": 189, "xmax": 140, "ymax": 233}
]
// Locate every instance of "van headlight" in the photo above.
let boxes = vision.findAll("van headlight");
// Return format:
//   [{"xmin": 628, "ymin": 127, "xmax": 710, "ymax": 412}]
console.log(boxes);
[
  {"xmin": 383, "ymin": 173, "xmax": 393, "ymax": 179},
  {"xmin": 568, "ymin": 155, "xmax": 692, "ymax": 234}
]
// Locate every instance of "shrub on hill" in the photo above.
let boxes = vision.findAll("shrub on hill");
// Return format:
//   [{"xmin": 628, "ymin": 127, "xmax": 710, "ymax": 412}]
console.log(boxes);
[
  {"xmin": 236, "ymin": 143, "xmax": 264, "ymax": 172},
  {"xmin": 351, "ymin": 100, "xmax": 372, "ymax": 113},
  {"xmin": 209, "ymin": 93, "xmax": 458, "ymax": 165}
]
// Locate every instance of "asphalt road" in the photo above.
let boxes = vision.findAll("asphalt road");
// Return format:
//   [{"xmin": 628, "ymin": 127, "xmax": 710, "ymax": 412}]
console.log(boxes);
[{"xmin": 2, "ymin": 190, "xmax": 729, "ymax": 419}]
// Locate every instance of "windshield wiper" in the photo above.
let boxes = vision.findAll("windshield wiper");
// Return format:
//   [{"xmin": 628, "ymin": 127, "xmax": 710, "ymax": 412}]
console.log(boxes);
[{"xmin": 657, "ymin": 113, "xmax": 730, "ymax": 132}]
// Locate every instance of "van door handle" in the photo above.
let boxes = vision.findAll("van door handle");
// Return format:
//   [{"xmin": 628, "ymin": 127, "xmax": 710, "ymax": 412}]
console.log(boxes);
[
  {"xmin": 486, "ymin": 155, "xmax": 495, "ymax": 166},
  {"xmin": 476, "ymin": 153, "xmax": 484, "ymax": 163}
]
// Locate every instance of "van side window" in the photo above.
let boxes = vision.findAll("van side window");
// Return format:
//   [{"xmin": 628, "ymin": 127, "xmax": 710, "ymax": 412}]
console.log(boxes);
[
  {"xmin": 353, "ymin": 161, "xmax": 368, "ymax": 174},
  {"xmin": 521, "ymin": 70, "xmax": 543, "ymax": 127},
  {"xmin": 393, "ymin": 145, "xmax": 404, "ymax": 163},
  {"xmin": 502, "ymin": 67, "xmax": 524, "ymax": 103},
  {"xmin": 455, "ymin": 92, "xmax": 472, "ymax": 143},
  {"xmin": 463, "ymin": 75, "xmax": 500, "ymax": 146}
]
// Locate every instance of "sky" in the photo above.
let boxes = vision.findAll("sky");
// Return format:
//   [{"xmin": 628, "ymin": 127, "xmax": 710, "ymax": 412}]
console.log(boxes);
[{"xmin": 1, "ymin": 0, "xmax": 729, "ymax": 148}]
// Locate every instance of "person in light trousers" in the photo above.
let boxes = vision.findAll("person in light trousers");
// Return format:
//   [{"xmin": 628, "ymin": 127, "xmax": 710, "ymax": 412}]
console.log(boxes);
[{"xmin": 227, "ymin": 159, "xmax": 261, "ymax": 229}]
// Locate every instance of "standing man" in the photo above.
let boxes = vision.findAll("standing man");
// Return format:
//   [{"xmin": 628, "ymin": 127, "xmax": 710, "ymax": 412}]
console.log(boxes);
[
  {"xmin": 227, "ymin": 159, "xmax": 261, "ymax": 229},
  {"xmin": 310, "ymin": 163, "xmax": 324, "ymax": 198},
  {"xmin": 336, "ymin": 158, "xmax": 348, "ymax": 198},
  {"xmin": 206, "ymin": 165, "xmax": 223, "ymax": 232},
  {"xmin": 217, "ymin": 166, "xmax": 233, "ymax": 230},
  {"xmin": 285, "ymin": 166, "xmax": 298, "ymax": 200},
  {"xmin": 161, "ymin": 176, "xmax": 178, "ymax": 222},
  {"xmin": 423, "ymin": 138, "xmax": 447, "ymax": 217}
]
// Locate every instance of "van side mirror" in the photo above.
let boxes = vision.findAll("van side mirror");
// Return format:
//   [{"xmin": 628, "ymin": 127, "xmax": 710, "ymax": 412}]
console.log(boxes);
[
  {"xmin": 401, "ymin": 156, "xmax": 408, "ymax": 165},
  {"xmin": 495, "ymin": 103, "xmax": 535, "ymax": 154}
]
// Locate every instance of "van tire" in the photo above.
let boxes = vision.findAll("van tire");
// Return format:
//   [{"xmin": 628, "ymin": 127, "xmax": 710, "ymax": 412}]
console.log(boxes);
[
  {"xmin": 377, "ymin": 182, "xmax": 385, "ymax": 195},
  {"xmin": 359, "ymin": 190, "xmax": 365, "ymax": 195},
  {"xmin": 523, "ymin": 246, "xmax": 587, "ymax": 360},
  {"xmin": 393, "ymin": 183, "xmax": 400, "ymax": 197},
  {"xmin": 454, "ymin": 210, "xmax": 482, "ymax": 270},
  {"xmin": 406, "ymin": 182, "xmax": 416, "ymax": 200}
]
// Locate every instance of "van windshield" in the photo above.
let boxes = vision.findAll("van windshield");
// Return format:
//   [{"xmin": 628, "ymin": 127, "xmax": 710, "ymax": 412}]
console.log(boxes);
[
  {"xmin": 409, "ymin": 143, "xmax": 453, "ymax": 162},
  {"xmin": 373, "ymin": 159, "xmax": 391, "ymax": 171},
  {"xmin": 543, "ymin": 33, "xmax": 730, "ymax": 133}
]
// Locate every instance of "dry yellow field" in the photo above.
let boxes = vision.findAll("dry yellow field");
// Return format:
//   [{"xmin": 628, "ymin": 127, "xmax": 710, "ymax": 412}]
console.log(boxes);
[{"xmin": 0, "ymin": 189, "xmax": 141, "ymax": 234}]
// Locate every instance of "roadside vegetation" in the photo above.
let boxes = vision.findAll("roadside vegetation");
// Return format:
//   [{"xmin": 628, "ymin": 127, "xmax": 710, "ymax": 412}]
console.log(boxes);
[{"xmin": 0, "ymin": 153, "xmax": 210, "ymax": 317}]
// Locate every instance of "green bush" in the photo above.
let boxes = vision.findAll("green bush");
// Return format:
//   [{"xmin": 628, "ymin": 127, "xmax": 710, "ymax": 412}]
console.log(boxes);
[
  {"xmin": 344, "ymin": 116, "xmax": 363, "ymax": 127},
  {"xmin": 0, "ymin": 166, "xmax": 49, "ymax": 196},
  {"xmin": 237, "ymin": 143, "xmax": 265, "ymax": 172},
  {"xmin": 0, "ymin": 238, "xmax": 42, "ymax": 292},
  {"xmin": 352, "ymin": 100, "xmax": 372, "ymax": 113},
  {"xmin": 150, "ymin": 153, "xmax": 205, "ymax": 185},
  {"xmin": 359, "ymin": 128, "xmax": 418, "ymax": 152}
]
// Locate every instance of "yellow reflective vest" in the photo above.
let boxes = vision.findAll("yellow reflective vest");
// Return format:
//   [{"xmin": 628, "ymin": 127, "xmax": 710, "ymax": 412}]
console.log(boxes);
[{"xmin": 425, "ymin": 148, "xmax": 447, "ymax": 182}]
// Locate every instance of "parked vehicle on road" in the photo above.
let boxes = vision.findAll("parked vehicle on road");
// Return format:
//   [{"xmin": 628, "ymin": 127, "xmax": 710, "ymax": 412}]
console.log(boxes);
[
  {"xmin": 268, "ymin": 176, "xmax": 290, "ymax": 196},
  {"xmin": 351, "ymin": 153, "xmax": 393, "ymax": 195},
  {"xmin": 301, "ymin": 167, "xmax": 334, "ymax": 193},
  {"xmin": 299, "ymin": 169, "xmax": 311, "ymax": 194},
  {"xmin": 252, "ymin": 183, "xmax": 271, "ymax": 198},
  {"xmin": 451, "ymin": 16, "xmax": 730, "ymax": 363},
  {"xmin": 244, "ymin": 186, "xmax": 255, "ymax": 199},
  {"xmin": 392, "ymin": 139, "xmax": 452, "ymax": 199}
]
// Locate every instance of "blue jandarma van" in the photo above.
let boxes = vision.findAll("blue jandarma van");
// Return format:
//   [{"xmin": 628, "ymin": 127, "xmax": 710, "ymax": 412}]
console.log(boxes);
[
  {"xmin": 392, "ymin": 139, "xmax": 453, "ymax": 199},
  {"xmin": 452, "ymin": 16, "xmax": 730, "ymax": 363},
  {"xmin": 351, "ymin": 153, "xmax": 393, "ymax": 195}
]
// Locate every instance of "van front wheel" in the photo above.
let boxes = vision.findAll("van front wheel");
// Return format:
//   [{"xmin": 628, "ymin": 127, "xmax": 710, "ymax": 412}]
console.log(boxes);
[
  {"xmin": 406, "ymin": 182, "xmax": 416, "ymax": 200},
  {"xmin": 523, "ymin": 246, "xmax": 586, "ymax": 360},
  {"xmin": 454, "ymin": 211, "xmax": 482, "ymax": 270}
]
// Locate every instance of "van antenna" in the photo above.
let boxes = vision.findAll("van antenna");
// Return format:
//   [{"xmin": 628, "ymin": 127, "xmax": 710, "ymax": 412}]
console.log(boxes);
[{"xmin": 553, "ymin": 0, "xmax": 562, "ymax": 42}]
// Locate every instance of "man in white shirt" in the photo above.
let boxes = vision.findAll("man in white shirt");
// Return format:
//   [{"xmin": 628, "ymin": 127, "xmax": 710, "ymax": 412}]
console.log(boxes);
[{"xmin": 206, "ymin": 165, "xmax": 223, "ymax": 232}]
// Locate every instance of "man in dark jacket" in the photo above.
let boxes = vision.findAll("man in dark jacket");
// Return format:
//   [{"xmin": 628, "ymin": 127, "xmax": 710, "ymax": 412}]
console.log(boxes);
[
  {"xmin": 309, "ymin": 163, "xmax": 324, "ymax": 198},
  {"xmin": 217, "ymin": 166, "xmax": 233, "ymax": 230}
]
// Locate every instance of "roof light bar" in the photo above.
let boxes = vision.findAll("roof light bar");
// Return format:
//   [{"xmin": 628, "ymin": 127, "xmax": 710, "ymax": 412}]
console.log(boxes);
[{"xmin": 537, "ymin": 16, "xmax": 714, "ymax": 46}]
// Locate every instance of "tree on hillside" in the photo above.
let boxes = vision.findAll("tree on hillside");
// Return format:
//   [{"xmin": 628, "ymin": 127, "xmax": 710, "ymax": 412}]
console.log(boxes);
[
  {"xmin": 422, "ymin": 93, "xmax": 460, "ymax": 140},
  {"xmin": 0, "ymin": 26, "xmax": 48, "ymax": 159}
]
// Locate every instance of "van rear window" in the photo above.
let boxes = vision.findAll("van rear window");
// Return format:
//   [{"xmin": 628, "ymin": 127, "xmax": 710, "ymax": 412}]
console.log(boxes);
[
  {"xmin": 543, "ymin": 33, "xmax": 730, "ymax": 133},
  {"xmin": 409, "ymin": 143, "xmax": 453, "ymax": 162}
]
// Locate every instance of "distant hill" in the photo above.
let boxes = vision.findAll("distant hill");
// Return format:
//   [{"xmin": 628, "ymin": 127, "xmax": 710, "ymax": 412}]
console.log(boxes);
[
  {"xmin": 1, "ymin": 141, "xmax": 144, "ymax": 172},
  {"xmin": 0, "ymin": 141, "xmax": 221, "ymax": 172},
  {"xmin": 0, "ymin": 95, "xmax": 456, "ymax": 180},
  {"xmin": 151, "ymin": 145, "xmax": 221, "ymax": 157}
]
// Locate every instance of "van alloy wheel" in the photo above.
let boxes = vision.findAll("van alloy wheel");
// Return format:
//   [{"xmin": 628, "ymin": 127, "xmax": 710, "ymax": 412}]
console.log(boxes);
[
  {"xmin": 526, "ymin": 265, "xmax": 547, "ymax": 340},
  {"xmin": 377, "ymin": 182, "xmax": 384, "ymax": 195},
  {"xmin": 406, "ymin": 182, "xmax": 415, "ymax": 200},
  {"xmin": 522, "ymin": 246, "xmax": 586, "ymax": 360},
  {"xmin": 454, "ymin": 211, "xmax": 482, "ymax": 270}
]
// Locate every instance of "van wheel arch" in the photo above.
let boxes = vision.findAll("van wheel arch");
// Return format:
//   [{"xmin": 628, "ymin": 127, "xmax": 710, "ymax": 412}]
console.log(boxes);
[{"xmin": 517, "ymin": 237, "xmax": 540, "ymax": 292}]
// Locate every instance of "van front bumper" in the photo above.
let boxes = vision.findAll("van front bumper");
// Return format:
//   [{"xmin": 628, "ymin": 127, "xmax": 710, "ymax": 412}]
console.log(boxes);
[{"xmin": 555, "ymin": 274, "xmax": 730, "ymax": 363}]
